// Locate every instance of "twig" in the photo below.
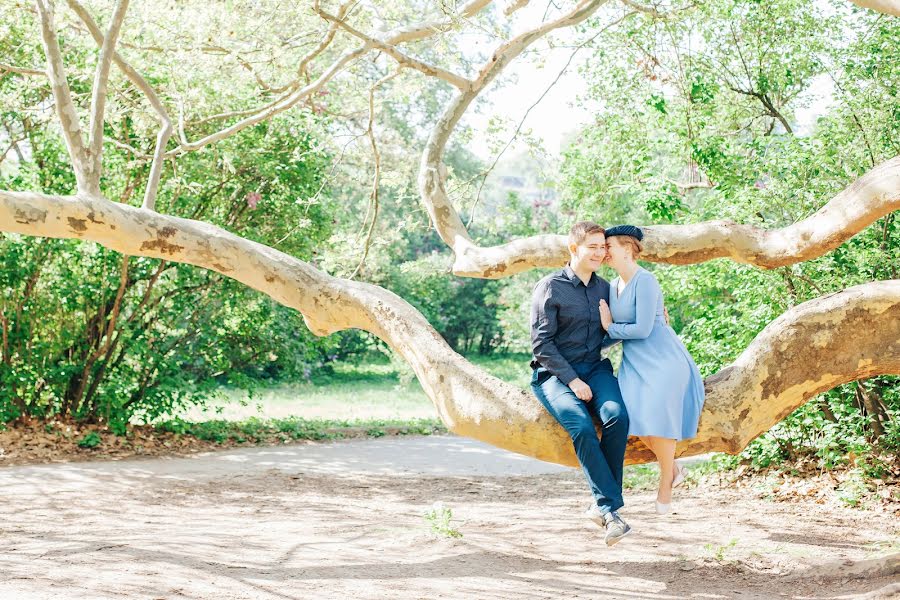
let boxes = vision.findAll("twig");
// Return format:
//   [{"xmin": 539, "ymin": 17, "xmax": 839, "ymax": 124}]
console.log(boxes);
[
  {"xmin": 316, "ymin": 7, "xmax": 472, "ymax": 90},
  {"xmin": 349, "ymin": 67, "xmax": 403, "ymax": 280},
  {"xmin": 0, "ymin": 63, "xmax": 46, "ymax": 77},
  {"xmin": 467, "ymin": 12, "xmax": 631, "ymax": 226}
]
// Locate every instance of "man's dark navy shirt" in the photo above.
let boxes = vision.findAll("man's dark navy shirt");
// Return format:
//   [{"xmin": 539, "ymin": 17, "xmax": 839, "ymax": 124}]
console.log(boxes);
[{"xmin": 530, "ymin": 264, "xmax": 611, "ymax": 385}]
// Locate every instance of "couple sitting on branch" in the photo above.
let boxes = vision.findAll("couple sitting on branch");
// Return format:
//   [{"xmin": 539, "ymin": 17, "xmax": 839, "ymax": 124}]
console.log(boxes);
[{"xmin": 530, "ymin": 221, "xmax": 705, "ymax": 546}]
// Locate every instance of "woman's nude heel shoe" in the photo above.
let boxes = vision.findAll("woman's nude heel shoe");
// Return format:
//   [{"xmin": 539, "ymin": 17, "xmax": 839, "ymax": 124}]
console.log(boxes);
[
  {"xmin": 672, "ymin": 461, "xmax": 687, "ymax": 488},
  {"xmin": 655, "ymin": 501, "xmax": 671, "ymax": 515}
]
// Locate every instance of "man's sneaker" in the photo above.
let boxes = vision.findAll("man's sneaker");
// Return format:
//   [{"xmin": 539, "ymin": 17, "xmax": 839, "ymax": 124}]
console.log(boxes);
[
  {"xmin": 585, "ymin": 504, "xmax": 606, "ymax": 528},
  {"xmin": 601, "ymin": 511, "xmax": 632, "ymax": 546},
  {"xmin": 585, "ymin": 505, "xmax": 632, "ymax": 546}
]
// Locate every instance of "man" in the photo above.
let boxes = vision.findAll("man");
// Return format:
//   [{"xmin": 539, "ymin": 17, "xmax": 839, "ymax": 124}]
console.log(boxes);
[{"xmin": 530, "ymin": 221, "xmax": 631, "ymax": 546}]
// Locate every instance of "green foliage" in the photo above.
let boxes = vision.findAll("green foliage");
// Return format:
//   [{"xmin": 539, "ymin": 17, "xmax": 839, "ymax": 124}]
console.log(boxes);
[
  {"xmin": 704, "ymin": 539, "xmax": 739, "ymax": 563},
  {"xmin": 424, "ymin": 502, "xmax": 463, "ymax": 539},
  {"xmin": 377, "ymin": 252, "xmax": 507, "ymax": 355},
  {"xmin": 77, "ymin": 431, "xmax": 102, "ymax": 449},
  {"xmin": 0, "ymin": 15, "xmax": 346, "ymax": 425}
]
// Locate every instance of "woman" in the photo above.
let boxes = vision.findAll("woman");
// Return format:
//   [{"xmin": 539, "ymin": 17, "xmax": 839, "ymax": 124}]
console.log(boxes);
[{"xmin": 598, "ymin": 225, "xmax": 705, "ymax": 514}]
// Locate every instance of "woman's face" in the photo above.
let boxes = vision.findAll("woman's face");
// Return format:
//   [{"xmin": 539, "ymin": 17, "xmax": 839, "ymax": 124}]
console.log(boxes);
[{"xmin": 605, "ymin": 236, "xmax": 633, "ymax": 271}]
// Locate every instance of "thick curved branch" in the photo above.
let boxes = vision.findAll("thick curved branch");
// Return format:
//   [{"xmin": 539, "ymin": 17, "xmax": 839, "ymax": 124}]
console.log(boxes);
[
  {"xmin": 849, "ymin": 0, "xmax": 900, "ymax": 16},
  {"xmin": 418, "ymin": 0, "xmax": 609, "ymax": 259},
  {"xmin": 3, "ymin": 189, "xmax": 896, "ymax": 466},
  {"xmin": 448, "ymin": 155, "xmax": 900, "ymax": 278},
  {"xmin": 416, "ymin": 0, "xmax": 900, "ymax": 278}
]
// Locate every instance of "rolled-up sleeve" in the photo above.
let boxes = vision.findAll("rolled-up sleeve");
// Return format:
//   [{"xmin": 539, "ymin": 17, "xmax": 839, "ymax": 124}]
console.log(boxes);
[
  {"xmin": 531, "ymin": 283, "xmax": 578, "ymax": 385},
  {"xmin": 607, "ymin": 272, "xmax": 659, "ymax": 340}
]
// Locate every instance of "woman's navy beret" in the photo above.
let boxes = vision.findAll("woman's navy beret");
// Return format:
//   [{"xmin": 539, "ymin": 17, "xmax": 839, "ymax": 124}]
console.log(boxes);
[{"xmin": 604, "ymin": 224, "xmax": 643, "ymax": 241}]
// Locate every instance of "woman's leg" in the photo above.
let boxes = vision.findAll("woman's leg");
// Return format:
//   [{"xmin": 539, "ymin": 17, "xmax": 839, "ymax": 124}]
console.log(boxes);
[
  {"xmin": 639, "ymin": 435, "xmax": 658, "ymax": 458},
  {"xmin": 649, "ymin": 436, "xmax": 677, "ymax": 504}
]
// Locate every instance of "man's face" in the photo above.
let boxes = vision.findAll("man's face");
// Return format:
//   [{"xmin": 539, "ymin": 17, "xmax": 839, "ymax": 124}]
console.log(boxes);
[{"xmin": 570, "ymin": 232, "xmax": 607, "ymax": 271}]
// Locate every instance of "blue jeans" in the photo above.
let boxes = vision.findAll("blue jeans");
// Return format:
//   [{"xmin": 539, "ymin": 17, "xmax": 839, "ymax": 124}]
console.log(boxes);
[{"xmin": 531, "ymin": 359, "xmax": 628, "ymax": 514}]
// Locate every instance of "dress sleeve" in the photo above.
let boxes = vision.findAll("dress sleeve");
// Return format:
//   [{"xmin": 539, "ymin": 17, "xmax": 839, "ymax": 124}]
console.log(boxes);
[{"xmin": 606, "ymin": 271, "xmax": 660, "ymax": 340}]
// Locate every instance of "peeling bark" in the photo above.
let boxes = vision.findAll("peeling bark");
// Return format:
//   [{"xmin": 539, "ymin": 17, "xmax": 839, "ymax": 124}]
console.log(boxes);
[{"xmin": 2, "ymin": 190, "xmax": 897, "ymax": 466}]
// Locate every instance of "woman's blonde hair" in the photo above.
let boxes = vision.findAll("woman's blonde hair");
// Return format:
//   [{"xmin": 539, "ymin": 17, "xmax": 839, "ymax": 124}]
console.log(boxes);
[{"xmin": 617, "ymin": 236, "xmax": 643, "ymax": 258}]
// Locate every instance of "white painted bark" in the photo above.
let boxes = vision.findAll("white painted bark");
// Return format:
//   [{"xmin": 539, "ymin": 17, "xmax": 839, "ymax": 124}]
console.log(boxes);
[{"xmin": 2, "ymin": 190, "xmax": 897, "ymax": 466}]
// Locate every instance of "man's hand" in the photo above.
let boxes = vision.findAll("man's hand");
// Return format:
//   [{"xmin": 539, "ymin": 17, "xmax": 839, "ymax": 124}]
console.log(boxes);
[
  {"xmin": 569, "ymin": 378, "xmax": 593, "ymax": 402},
  {"xmin": 599, "ymin": 299, "xmax": 613, "ymax": 330}
]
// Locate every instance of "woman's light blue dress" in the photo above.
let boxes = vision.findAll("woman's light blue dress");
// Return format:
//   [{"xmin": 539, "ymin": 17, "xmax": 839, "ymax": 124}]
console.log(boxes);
[{"xmin": 607, "ymin": 267, "xmax": 705, "ymax": 440}]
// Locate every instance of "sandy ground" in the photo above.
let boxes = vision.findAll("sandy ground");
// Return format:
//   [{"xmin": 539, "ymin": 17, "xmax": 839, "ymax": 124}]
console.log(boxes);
[{"xmin": 0, "ymin": 435, "xmax": 897, "ymax": 600}]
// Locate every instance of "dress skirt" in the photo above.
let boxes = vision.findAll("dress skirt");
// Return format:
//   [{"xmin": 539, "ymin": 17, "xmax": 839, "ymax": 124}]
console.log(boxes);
[{"xmin": 607, "ymin": 268, "xmax": 705, "ymax": 440}]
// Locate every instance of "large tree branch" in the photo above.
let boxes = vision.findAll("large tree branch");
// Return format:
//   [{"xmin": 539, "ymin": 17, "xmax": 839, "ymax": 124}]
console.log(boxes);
[
  {"xmin": 414, "ymin": 0, "xmax": 899, "ymax": 278},
  {"xmin": 3, "ymin": 190, "xmax": 896, "ymax": 465},
  {"xmin": 418, "ymin": 0, "xmax": 609, "ymax": 262},
  {"xmin": 448, "ymin": 155, "xmax": 900, "ymax": 278},
  {"xmin": 34, "ymin": 0, "xmax": 91, "ymax": 193}
]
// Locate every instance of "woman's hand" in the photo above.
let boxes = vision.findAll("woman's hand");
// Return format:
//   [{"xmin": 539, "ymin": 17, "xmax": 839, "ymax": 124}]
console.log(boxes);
[{"xmin": 599, "ymin": 299, "xmax": 612, "ymax": 330}]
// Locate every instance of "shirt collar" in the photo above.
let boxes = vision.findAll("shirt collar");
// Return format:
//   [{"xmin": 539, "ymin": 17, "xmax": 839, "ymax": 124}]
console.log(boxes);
[{"xmin": 563, "ymin": 263, "xmax": 598, "ymax": 288}]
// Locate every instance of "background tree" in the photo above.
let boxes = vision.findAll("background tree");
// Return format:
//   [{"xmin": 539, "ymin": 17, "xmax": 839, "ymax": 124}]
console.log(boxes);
[{"xmin": 0, "ymin": 0, "xmax": 897, "ymax": 466}]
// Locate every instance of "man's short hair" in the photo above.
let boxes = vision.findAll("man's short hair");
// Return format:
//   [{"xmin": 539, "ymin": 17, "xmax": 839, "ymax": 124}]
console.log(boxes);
[{"xmin": 568, "ymin": 221, "xmax": 606, "ymax": 247}]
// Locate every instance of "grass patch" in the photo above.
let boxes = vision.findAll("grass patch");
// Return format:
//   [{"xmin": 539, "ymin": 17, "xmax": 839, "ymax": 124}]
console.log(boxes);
[
  {"xmin": 158, "ymin": 416, "xmax": 446, "ymax": 445},
  {"xmin": 188, "ymin": 353, "xmax": 533, "ymax": 423},
  {"xmin": 623, "ymin": 463, "xmax": 660, "ymax": 490}
]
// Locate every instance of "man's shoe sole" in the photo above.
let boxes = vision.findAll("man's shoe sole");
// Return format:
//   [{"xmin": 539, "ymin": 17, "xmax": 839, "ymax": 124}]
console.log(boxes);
[{"xmin": 605, "ymin": 526, "xmax": 632, "ymax": 547}]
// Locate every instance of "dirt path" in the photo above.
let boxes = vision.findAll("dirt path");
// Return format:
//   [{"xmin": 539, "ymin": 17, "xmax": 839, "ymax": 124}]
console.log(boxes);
[{"xmin": 0, "ymin": 435, "xmax": 897, "ymax": 600}]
